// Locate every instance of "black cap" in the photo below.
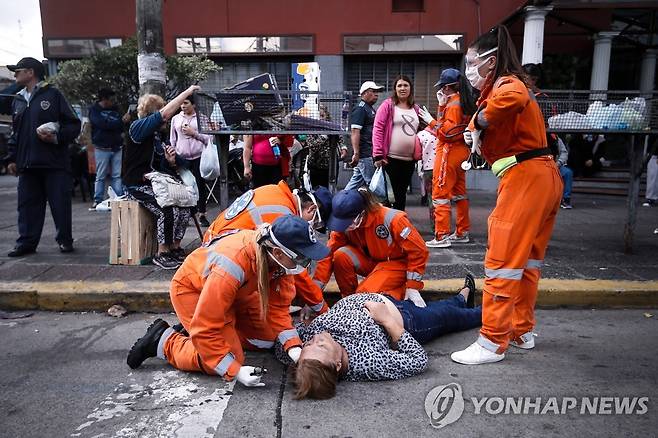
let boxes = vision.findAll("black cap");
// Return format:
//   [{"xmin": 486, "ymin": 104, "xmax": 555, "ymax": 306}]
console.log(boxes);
[{"xmin": 7, "ymin": 57, "xmax": 45, "ymax": 79}]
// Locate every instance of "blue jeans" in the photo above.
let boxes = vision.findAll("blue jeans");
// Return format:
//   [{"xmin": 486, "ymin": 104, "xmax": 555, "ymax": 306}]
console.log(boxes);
[
  {"xmin": 387, "ymin": 295, "xmax": 482, "ymax": 345},
  {"xmin": 559, "ymin": 165, "xmax": 573, "ymax": 199},
  {"xmin": 344, "ymin": 157, "xmax": 375, "ymax": 190},
  {"xmin": 94, "ymin": 148, "xmax": 124, "ymax": 203}
]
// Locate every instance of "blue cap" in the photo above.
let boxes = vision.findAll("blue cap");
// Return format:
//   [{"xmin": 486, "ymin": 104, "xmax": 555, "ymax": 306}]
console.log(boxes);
[
  {"xmin": 312, "ymin": 186, "xmax": 333, "ymax": 222},
  {"xmin": 270, "ymin": 215, "xmax": 330, "ymax": 260},
  {"xmin": 434, "ymin": 68, "xmax": 461, "ymax": 88},
  {"xmin": 326, "ymin": 190, "xmax": 365, "ymax": 232}
]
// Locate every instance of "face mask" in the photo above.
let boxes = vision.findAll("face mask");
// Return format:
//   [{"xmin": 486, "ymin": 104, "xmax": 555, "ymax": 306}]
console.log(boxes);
[
  {"xmin": 465, "ymin": 47, "xmax": 497, "ymax": 90},
  {"xmin": 268, "ymin": 249, "xmax": 307, "ymax": 275}
]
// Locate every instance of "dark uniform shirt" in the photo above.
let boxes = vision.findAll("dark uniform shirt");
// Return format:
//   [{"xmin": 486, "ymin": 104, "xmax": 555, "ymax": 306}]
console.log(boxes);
[{"xmin": 350, "ymin": 100, "xmax": 376, "ymax": 159}]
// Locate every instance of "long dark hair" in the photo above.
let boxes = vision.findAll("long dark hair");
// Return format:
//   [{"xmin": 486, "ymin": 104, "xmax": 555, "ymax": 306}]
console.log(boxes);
[
  {"xmin": 391, "ymin": 75, "xmax": 415, "ymax": 107},
  {"xmin": 470, "ymin": 25, "xmax": 528, "ymax": 86},
  {"xmin": 450, "ymin": 75, "xmax": 477, "ymax": 117}
]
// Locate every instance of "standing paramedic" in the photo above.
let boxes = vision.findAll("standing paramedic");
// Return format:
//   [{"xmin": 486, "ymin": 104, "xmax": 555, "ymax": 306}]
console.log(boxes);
[
  {"xmin": 0, "ymin": 57, "xmax": 81, "ymax": 257},
  {"xmin": 313, "ymin": 188, "xmax": 429, "ymax": 307},
  {"xmin": 450, "ymin": 26, "xmax": 562, "ymax": 366},
  {"xmin": 419, "ymin": 68, "xmax": 476, "ymax": 248},
  {"xmin": 342, "ymin": 81, "xmax": 384, "ymax": 190},
  {"xmin": 203, "ymin": 181, "xmax": 334, "ymax": 316},
  {"xmin": 126, "ymin": 215, "xmax": 330, "ymax": 388}
]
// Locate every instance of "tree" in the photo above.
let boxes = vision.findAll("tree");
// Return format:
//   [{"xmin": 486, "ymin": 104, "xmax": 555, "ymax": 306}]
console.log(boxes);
[{"xmin": 52, "ymin": 38, "xmax": 219, "ymax": 111}]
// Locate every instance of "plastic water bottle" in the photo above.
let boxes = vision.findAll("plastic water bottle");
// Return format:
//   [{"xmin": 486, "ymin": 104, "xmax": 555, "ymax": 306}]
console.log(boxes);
[
  {"xmin": 341, "ymin": 100, "xmax": 350, "ymax": 130},
  {"xmin": 272, "ymin": 143, "xmax": 281, "ymax": 158}
]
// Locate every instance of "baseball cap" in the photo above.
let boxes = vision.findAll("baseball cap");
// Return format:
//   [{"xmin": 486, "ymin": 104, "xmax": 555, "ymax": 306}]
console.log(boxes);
[
  {"xmin": 7, "ymin": 57, "xmax": 45, "ymax": 78},
  {"xmin": 359, "ymin": 81, "xmax": 384, "ymax": 95},
  {"xmin": 326, "ymin": 190, "xmax": 366, "ymax": 232},
  {"xmin": 434, "ymin": 68, "xmax": 461, "ymax": 88},
  {"xmin": 270, "ymin": 215, "xmax": 330, "ymax": 261}
]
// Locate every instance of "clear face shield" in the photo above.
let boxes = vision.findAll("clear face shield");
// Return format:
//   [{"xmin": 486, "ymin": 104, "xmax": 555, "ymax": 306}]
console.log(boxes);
[{"xmin": 295, "ymin": 190, "xmax": 324, "ymax": 231}]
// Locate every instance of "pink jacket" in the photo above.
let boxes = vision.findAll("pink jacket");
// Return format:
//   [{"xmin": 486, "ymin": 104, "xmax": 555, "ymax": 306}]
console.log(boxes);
[
  {"xmin": 170, "ymin": 112, "xmax": 211, "ymax": 160},
  {"xmin": 372, "ymin": 98, "xmax": 422, "ymax": 161}
]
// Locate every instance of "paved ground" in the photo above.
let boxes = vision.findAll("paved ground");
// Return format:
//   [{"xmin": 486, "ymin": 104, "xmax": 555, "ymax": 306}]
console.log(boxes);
[{"xmin": 1, "ymin": 309, "xmax": 656, "ymax": 437}]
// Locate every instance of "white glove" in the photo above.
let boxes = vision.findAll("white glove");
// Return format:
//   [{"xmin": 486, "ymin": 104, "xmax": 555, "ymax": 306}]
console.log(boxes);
[
  {"xmin": 288, "ymin": 346, "xmax": 302, "ymax": 363},
  {"xmin": 436, "ymin": 91, "xmax": 448, "ymax": 106},
  {"xmin": 236, "ymin": 366, "xmax": 266, "ymax": 387},
  {"xmin": 464, "ymin": 129, "xmax": 482, "ymax": 155},
  {"xmin": 418, "ymin": 106, "xmax": 435, "ymax": 126},
  {"xmin": 404, "ymin": 288, "xmax": 427, "ymax": 307}
]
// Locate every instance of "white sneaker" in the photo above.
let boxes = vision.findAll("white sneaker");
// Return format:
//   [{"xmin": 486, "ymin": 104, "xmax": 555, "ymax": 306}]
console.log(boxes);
[
  {"xmin": 509, "ymin": 332, "xmax": 536, "ymax": 349},
  {"xmin": 448, "ymin": 231, "xmax": 470, "ymax": 244},
  {"xmin": 426, "ymin": 235, "xmax": 451, "ymax": 248},
  {"xmin": 451, "ymin": 342, "xmax": 505, "ymax": 365}
]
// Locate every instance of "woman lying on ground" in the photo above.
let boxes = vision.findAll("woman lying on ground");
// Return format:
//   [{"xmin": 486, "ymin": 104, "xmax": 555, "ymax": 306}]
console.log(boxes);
[{"xmin": 276, "ymin": 274, "xmax": 481, "ymax": 399}]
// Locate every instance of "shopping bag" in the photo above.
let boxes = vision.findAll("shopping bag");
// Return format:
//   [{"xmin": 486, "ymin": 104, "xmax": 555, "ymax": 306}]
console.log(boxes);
[
  {"xmin": 200, "ymin": 140, "xmax": 220, "ymax": 180},
  {"xmin": 368, "ymin": 167, "xmax": 395, "ymax": 204}
]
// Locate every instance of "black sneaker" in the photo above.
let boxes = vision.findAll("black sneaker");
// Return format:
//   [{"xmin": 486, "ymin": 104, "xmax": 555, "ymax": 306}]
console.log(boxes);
[
  {"xmin": 642, "ymin": 199, "xmax": 655, "ymax": 207},
  {"xmin": 7, "ymin": 246, "xmax": 36, "ymax": 257},
  {"xmin": 464, "ymin": 273, "xmax": 476, "ymax": 308},
  {"xmin": 152, "ymin": 253, "xmax": 181, "ymax": 270},
  {"xmin": 127, "ymin": 318, "xmax": 170, "ymax": 369},
  {"xmin": 560, "ymin": 198, "xmax": 573, "ymax": 209},
  {"xmin": 170, "ymin": 248, "xmax": 187, "ymax": 262},
  {"xmin": 59, "ymin": 243, "xmax": 74, "ymax": 253},
  {"xmin": 199, "ymin": 215, "xmax": 210, "ymax": 227}
]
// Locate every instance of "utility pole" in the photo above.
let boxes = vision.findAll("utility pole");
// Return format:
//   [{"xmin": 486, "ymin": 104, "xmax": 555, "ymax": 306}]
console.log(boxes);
[{"xmin": 136, "ymin": 0, "xmax": 166, "ymax": 96}]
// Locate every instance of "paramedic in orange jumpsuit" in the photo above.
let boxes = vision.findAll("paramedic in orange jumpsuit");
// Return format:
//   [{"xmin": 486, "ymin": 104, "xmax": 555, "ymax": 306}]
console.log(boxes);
[
  {"xmin": 451, "ymin": 25, "xmax": 562, "ymax": 365},
  {"xmin": 418, "ymin": 68, "xmax": 475, "ymax": 249},
  {"xmin": 126, "ymin": 214, "xmax": 330, "ymax": 387},
  {"xmin": 203, "ymin": 181, "xmax": 333, "ymax": 315},
  {"xmin": 313, "ymin": 188, "xmax": 429, "ymax": 307}
]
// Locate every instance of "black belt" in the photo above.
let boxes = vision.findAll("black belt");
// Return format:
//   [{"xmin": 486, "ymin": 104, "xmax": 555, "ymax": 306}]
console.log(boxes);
[{"xmin": 515, "ymin": 147, "xmax": 553, "ymax": 163}]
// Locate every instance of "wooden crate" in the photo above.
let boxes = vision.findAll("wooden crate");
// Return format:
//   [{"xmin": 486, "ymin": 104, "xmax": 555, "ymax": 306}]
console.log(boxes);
[{"xmin": 109, "ymin": 200, "xmax": 158, "ymax": 265}]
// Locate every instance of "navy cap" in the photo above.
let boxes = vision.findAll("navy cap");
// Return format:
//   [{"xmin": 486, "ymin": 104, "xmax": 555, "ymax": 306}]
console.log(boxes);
[
  {"xmin": 326, "ymin": 190, "xmax": 365, "ymax": 232},
  {"xmin": 434, "ymin": 68, "xmax": 461, "ymax": 88},
  {"xmin": 312, "ymin": 186, "xmax": 333, "ymax": 222},
  {"xmin": 7, "ymin": 57, "xmax": 45, "ymax": 78},
  {"xmin": 271, "ymin": 215, "xmax": 330, "ymax": 260}
]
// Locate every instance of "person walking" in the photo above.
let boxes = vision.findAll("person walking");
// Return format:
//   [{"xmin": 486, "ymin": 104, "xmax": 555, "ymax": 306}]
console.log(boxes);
[
  {"xmin": 420, "ymin": 68, "xmax": 475, "ymax": 248},
  {"xmin": 88, "ymin": 87, "xmax": 126, "ymax": 210},
  {"xmin": 0, "ymin": 57, "xmax": 81, "ymax": 256},
  {"xmin": 170, "ymin": 94, "xmax": 212, "ymax": 227},
  {"xmin": 342, "ymin": 81, "xmax": 383, "ymax": 190},
  {"xmin": 450, "ymin": 26, "xmax": 562, "ymax": 365},
  {"xmin": 372, "ymin": 75, "xmax": 421, "ymax": 211}
]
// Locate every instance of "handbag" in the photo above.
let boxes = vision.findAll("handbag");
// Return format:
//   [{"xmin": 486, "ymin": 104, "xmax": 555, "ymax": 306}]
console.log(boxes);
[
  {"xmin": 200, "ymin": 139, "xmax": 220, "ymax": 180},
  {"xmin": 368, "ymin": 167, "xmax": 395, "ymax": 205},
  {"xmin": 145, "ymin": 169, "xmax": 199, "ymax": 208}
]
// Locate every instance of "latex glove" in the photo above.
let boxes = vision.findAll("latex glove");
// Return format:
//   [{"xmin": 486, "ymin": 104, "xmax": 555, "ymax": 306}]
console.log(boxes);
[
  {"xmin": 404, "ymin": 288, "xmax": 427, "ymax": 307},
  {"xmin": 237, "ymin": 366, "xmax": 266, "ymax": 387},
  {"xmin": 464, "ymin": 129, "xmax": 481, "ymax": 156},
  {"xmin": 288, "ymin": 347, "xmax": 302, "ymax": 363},
  {"xmin": 418, "ymin": 106, "xmax": 435, "ymax": 126},
  {"xmin": 436, "ymin": 91, "xmax": 448, "ymax": 106},
  {"xmin": 300, "ymin": 305, "xmax": 317, "ymax": 325}
]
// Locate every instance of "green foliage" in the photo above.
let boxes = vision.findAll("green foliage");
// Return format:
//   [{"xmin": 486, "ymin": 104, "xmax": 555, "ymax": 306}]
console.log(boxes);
[{"xmin": 52, "ymin": 38, "xmax": 219, "ymax": 111}]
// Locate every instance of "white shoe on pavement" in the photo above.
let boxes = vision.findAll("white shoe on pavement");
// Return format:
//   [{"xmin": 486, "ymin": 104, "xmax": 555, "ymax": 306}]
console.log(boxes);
[
  {"xmin": 451, "ymin": 342, "xmax": 505, "ymax": 365},
  {"xmin": 426, "ymin": 235, "xmax": 451, "ymax": 248},
  {"xmin": 448, "ymin": 231, "xmax": 470, "ymax": 244},
  {"xmin": 510, "ymin": 332, "xmax": 536, "ymax": 349}
]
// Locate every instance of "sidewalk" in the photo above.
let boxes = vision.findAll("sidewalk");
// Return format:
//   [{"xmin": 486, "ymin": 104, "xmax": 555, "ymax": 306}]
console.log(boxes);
[{"xmin": 0, "ymin": 174, "xmax": 657, "ymax": 311}]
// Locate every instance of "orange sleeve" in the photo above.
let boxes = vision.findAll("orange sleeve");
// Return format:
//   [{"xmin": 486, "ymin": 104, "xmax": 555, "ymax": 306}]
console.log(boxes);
[
  {"xmin": 390, "ymin": 214, "xmax": 429, "ymax": 290},
  {"xmin": 438, "ymin": 103, "xmax": 466, "ymax": 144},
  {"xmin": 472, "ymin": 78, "xmax": 529, "ymax": 131},
  {"xmin": 268, "ymin": 275, "xmax": 302, "ymax": 351},
  {"xmin": 190, "ymin": 269, "xmax": 242, "ymax": 380},
  {"xmin": 312, "ymin": 230, "xmax": 348, "ymax": 287},
  {"xmin": 293, "ymin": 271, "xmax": 328, "ymax": 313}
]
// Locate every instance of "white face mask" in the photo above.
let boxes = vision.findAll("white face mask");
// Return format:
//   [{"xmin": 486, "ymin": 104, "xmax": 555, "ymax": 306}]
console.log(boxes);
[
  {"xmin": 269, "ymin": 249, "xmax": 306, "ymax": 275},
  {"xmin": 465, "ymin": 47, "xmax": 497, "ymax": 90}
]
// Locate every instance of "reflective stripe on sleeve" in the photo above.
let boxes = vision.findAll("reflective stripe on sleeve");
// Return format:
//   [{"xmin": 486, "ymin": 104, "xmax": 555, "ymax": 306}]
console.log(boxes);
[
  {"xmin": 526, "ymin": 259, "xmax": 543, "ymax": 270},
  {"xmin": 310, "ymin": 301, "xmax": 325, "ymax": 312},
  {"xmin": 278, "ymin": 329, "xmax": 300, "ymax": 345},
  {"xmin": 247, "ymin": 338, "xmax": 275, "ymax": 349},
  {"xmin": 214, "ymin": 352, "xmax": 237, "ymax": 376},
  {"xmin": 247, "ymin": 204, "xmax": 294, "ymax": 226},
  {"xmin": 203, "ymin": 252, "xmax": 246, "ymax": 283},
  {"xmin": 383, "ymin": 209, "xmax": 398, "ymax": 246},
  {"xmin": 406, "ymin": 272, "xmax": 423, "ymax": 282},
  {"xmin": 313, "ymin": 279, "xmax": 326, "ymax": 290},
  {"xmin": 484, "ymin": 268, "xmax": 523, "ymax": 280}
]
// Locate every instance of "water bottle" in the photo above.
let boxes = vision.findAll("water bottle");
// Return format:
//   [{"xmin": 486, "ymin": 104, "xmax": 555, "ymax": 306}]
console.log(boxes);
[
  {"xmin": 272, "ymin": 142, "xmax": 281, "ymax": 158},
  {"xmin": 341, "ymin": 99, "xmax": 350, "ymax": 130}
]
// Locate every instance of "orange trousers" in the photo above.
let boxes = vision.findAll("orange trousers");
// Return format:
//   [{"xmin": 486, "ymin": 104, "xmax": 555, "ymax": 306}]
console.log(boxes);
[
  {"xmin": 432, "ymin": 144, "xmax": 471, "ymax": 238},
  {"xmin": 162, "ymin": 283, "xmax": 272, "ymax": 374},
  {"xmin": 332, "ymin": 245, "xmax": 407, "ymax": 300},
  {"xmin": 478, "ymin": 157, "xmax": 562, "ymax": 354}
]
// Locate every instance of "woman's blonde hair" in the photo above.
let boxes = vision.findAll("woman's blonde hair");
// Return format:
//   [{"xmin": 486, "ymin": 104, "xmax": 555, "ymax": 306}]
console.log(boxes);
[
  {"xmin": 254, "ymin": 225, "xmax": 272, "ymax": 318},
  {"xmin": 293, "ymin": 359, "xmax": 339, "ymax": 400},
  {"xmin": 137, "ymin": 93, "xmax": 165, "ymax": 118},
  {"xmin": 356, "ymin": 187, "xmax": 382, "ymax": 214}
]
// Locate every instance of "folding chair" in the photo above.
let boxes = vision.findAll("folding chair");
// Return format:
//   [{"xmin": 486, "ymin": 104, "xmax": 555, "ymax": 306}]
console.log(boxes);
[{"xmin": 206, "ymin": 178, "xmax": 219, "ymax": 204}]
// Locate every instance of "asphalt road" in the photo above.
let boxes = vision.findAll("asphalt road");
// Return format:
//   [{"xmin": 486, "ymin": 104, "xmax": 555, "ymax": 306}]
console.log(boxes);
[{"xmin": 1, "ymin": 309, "xmax": 657, "ymax": 438}]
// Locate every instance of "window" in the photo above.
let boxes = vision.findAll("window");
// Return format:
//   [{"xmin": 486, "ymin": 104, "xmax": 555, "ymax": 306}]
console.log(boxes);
[
  {"xmin": 392, "ymin": 0, "xmax": 424, "ymax": 12},
  {"xmin": 344, "ymin": 35, "xmax": 463, "ymax": 53},
  {"xmin": 175, "ymin": 36, "xmax": 313, "ymax": 55},
  {"xmin": 45, "ymin": 38, "xmax": 122, "ymax": 58}
]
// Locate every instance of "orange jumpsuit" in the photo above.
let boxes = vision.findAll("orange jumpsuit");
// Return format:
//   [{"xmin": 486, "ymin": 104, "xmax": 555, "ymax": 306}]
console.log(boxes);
[
  {"xmin": 204, "ymin": 181, "xmax": 327, "ymax": 313},
  {"xmin": 161, "ymin": 230, "xmax": 302, "ymax": 381},
  {"xmin": 469, "ymin": 75, "xmax": 562, "ymax": 354},
  {"xmin": 313, "ymin": 206, "xmax": 429, "ymax": 300},
  {"xmin": 429, "ymin": 93, "xmax": 471, "ymax": 239}
]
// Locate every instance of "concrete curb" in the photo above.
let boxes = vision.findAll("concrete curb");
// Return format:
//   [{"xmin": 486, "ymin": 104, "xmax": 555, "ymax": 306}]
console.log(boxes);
[{"xmin": 1, "ymin": 279, "xmax": 658, "ymax": 312}]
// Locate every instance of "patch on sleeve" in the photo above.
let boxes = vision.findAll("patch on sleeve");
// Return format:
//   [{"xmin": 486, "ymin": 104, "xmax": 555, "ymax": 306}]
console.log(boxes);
[
  {"xmin": 224, "ymin": 190, "xmax": 254, "ymax": 220},
  {"xmin": 400, "ymin": 226, "xmax": 411, "ymax": 239}
]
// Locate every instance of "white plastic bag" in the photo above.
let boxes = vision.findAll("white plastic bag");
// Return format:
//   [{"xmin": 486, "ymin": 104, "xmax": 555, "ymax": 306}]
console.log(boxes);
[
  {"xmin": 368, "ymin": 167, "xmax": 395, "ymax": 204},
  {"xmin": 200, "ymin": 140, "xmax": 220, "ymax": 180},
  {"xmin": 145, "ymin": 171, "xmax": 199, "ymax": 208}
]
